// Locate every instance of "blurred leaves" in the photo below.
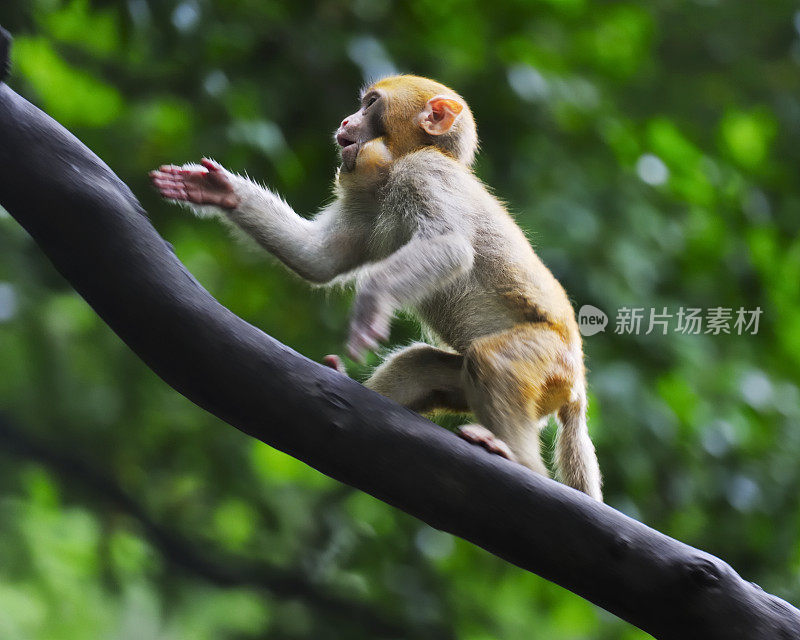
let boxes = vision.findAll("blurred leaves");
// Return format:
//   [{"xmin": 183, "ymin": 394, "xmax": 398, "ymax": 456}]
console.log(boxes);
[
  {"xmin": 719, "ymin": 107, "xmax": 777, "ymax": 171},
  {"xmin": 11, "ymin": 36, "xmax": 123, "ymax": 127}
]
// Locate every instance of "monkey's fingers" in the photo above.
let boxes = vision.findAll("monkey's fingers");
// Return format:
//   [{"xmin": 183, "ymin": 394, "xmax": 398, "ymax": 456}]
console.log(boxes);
[
  {"xmin": 347, "ymin": 312, "xmax": 391, "ymax": 361},
  {"xmin": 201, "ymin": 158, "xmax": 224, "ymax": 172},
  {"xmin": 367, "ymin": 319, "xmax": 390, "ymax": 343},
  {"xmin": 168, "ymin": 163, "xmax": 234, "ymax": 196},
  {"xmin": 149, "ymin": 163, "xmax": 209, "ymax": 181},
  {"xmin": 160, "ymin": 189, "xmax": 190, "ymax": 201},
  {"xmin": 457, "ymin": 425, "xmax": 517, "ymax": 462},
  {"xmin": 346, "ymin": 339, "xmax": 372, "ymax": 363},
  {"xmin": 150, "ymin": 173, "xmax": 184, "ymax": 187},
  {"xmin": 346, "ymin": 329, "xmax": 379, "ymax": 363},
  {"xmin": 150, "ymin": 174, "xmax": 190, "ymax": 201},
  {"xmin": 360, "ymin": 313, "xmax": 391, "ymax": 343},
  {"xmin": 156, "ymin": 164, "xmax": 184, "ymax": 175}
]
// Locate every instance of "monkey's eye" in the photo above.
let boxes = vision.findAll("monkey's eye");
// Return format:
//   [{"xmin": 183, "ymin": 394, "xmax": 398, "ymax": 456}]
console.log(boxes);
[{"xmin": 364, "ymin": 95, "xmax": 378, "ymax": 109}]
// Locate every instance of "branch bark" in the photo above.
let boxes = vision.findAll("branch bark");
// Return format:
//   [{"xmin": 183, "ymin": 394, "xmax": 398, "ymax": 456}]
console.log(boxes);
[{"xmin": 0, "ymin": 29, "xmax": 798, "ymax": 639}]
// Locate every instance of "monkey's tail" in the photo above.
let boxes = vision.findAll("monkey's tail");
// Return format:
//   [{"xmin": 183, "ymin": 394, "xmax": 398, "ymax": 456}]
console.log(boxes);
[{"xmin": 555, "ymin": 394, "xmax": 603, "ymax": 501}]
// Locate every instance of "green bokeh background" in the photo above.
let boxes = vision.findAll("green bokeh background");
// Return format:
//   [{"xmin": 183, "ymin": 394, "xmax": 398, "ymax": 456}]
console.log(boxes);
[{"xmin": 1, "ymin": 1, "xmax": 799, "ymax": 638}]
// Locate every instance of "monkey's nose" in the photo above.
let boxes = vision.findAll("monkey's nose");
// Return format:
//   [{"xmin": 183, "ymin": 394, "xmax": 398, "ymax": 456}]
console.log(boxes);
[{"xmin": 341, "ymin": 119, "xmax": 349, "ymax": 127}]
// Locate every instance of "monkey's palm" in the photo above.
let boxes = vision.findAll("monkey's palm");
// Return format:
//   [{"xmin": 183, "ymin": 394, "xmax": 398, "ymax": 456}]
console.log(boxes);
[{"xmin": 150, "ymin": 158, "xmax": 240, "ymax": 210}]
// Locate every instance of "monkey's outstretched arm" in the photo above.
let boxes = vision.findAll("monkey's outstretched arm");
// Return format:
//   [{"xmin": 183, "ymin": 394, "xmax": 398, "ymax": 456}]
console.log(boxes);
[
  {"xmin": 151, "ymin": 160, "xmax": 366, "ymax": 283},
  {"xmin": 348, "ymin": 230, "xmax": 474, "ymax": 360},
  {"xmin": 225, "ymin": 175, "xmax": 366, "ymax": 283}
]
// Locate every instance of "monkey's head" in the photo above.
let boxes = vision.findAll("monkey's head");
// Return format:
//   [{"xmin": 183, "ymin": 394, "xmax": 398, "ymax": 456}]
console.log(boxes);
[{"xmin": 335, "ymin": 75, "xmax": 478, "ymax": 172}]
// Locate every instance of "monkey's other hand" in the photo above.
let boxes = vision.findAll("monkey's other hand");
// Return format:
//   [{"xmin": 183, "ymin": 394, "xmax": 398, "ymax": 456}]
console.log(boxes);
[
  {"xmin": 149, "ymin": 158, "xmax": 240, "ymax": 210},
  {"xmin": 457, "ymin": 425, "xmax": 517, "ymax": 462},
  {"xmin": 347, "ymin": 294, "xmax": 391, "ymax": 363}
]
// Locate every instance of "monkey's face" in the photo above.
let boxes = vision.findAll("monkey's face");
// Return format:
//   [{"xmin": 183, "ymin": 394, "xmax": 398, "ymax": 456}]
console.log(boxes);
[
  {"xmin": 335, "ymin": 89, "xmax": 386, "ymax": 172},
  {"xmin": 336, "ymin": 76, "xmax": 479, "ymax": 171}
]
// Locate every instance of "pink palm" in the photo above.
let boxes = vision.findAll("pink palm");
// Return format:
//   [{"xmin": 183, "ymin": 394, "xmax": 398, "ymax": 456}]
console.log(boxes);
[{"xmin": 149, "ymin": 158, "xmax": 239, "ymax": 209}]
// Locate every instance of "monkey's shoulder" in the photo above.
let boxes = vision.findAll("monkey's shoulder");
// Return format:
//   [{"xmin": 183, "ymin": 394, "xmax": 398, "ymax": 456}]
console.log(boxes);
[
  {"xmin": 379, "ymin": 148, "xmax": 488, "ymax": 222},
  {"xmin": 384, "ymin": 148, "xmax": 478, "ymax": 192}
]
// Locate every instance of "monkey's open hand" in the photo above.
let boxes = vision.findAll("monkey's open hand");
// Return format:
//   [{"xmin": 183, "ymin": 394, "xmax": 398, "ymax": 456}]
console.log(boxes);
[
  {"xmin": 149, "ymin": 158, "xmax": 240, "ymax": 210},
  {"xmin": 348, "ymin": 293, "xmax": 391, "ymax": 363}
]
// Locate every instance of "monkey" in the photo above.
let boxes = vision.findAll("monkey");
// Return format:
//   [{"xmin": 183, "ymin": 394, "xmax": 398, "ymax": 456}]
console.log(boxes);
[{"xmin": 149, "ymin": 75, "xmax": 603, "ymax": 501}]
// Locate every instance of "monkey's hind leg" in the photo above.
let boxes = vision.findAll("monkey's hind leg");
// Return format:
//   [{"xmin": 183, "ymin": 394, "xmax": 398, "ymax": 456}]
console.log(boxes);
[
  {"xmin": 364, "ymin": 342, "xmax": 469, "ymax": 413},
  {"xmin": 460, "ymin": 326, "xmax": 575, "ymax": 477},
  {"xmin": 457, "ymin": 402, "xmax": 549, "ymax": 476}
]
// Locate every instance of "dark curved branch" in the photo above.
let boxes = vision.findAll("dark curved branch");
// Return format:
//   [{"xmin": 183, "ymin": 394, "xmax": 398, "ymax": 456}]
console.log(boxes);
[
  {"xmin": 0, "ymin": 414, "xmax": 442, "ymax": 639},
  {"xmin": 0, "ymin": 30, "xmax": 798, "ymax": 639}
]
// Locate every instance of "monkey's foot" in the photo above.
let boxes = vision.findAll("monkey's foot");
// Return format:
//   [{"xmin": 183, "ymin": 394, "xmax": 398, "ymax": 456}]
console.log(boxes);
[
  {"xmin": 457, "ymin": 425, "xmax": 517, "ymax": 461},
  {"xmin": 322, "ymin": 354, "xmax": 347, "ymax": 375}
]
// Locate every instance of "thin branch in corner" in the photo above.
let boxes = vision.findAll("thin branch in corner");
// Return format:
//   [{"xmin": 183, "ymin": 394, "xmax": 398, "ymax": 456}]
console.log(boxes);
[{"xmin": 0, "ymin": 26, "xmax": 9, "ymax": 83}]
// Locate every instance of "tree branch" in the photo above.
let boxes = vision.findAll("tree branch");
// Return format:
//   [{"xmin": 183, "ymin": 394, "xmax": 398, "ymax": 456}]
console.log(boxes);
[
  {"xmin": 0, "ymin": 414, "xmax": 441, "ymax": 639},
  {"xmin": 0, "ymin": 28, "xmax": 798, "ymax": 639}
]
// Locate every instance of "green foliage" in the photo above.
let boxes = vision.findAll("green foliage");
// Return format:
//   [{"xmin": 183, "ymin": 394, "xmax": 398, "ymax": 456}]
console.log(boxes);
[
  {"xmin": 12, "ymin": 36, "xmax": 123, "ymax": 126},
  {"xmin": 1, "ymin": 0, "xmax": 799, "ymax": 637}
]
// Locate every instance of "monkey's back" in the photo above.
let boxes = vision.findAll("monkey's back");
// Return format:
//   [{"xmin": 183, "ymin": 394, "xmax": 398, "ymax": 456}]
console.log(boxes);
[{"xmin": 380, "ymin": 149, "xmax": 580, "ymax": 353}]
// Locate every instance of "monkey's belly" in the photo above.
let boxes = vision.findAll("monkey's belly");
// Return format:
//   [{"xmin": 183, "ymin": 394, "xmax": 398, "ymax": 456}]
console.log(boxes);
[{"xmin": 416, "ymin": 286, "xmax": 517, "ymax": 354}]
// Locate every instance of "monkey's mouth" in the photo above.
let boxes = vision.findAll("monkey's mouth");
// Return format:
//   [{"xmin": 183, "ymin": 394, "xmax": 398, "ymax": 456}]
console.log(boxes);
[
  {"xmin": 336, "ymin": 133, "xmax": 356, "ymax": 149},
  {"xmin": 337, "ymin": 134, "xmax": 360, "ymax": 171}
]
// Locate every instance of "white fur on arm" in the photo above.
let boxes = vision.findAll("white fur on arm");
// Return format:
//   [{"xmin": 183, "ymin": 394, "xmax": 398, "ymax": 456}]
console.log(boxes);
[{"xmin": 189, "ymin": 167, "xmax": 363, "ymax": 284}]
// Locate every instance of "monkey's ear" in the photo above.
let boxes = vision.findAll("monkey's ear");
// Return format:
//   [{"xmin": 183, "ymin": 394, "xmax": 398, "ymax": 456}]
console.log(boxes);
[{"xmin": 418, "ymin": 95, "xmax": 464, "ymax": 136}]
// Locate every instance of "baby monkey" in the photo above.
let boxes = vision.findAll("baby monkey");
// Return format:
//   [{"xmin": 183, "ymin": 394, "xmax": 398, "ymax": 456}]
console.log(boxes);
[{"xmin": 150, "ymin": 75, "xmax": 603, "ymax": 500}]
